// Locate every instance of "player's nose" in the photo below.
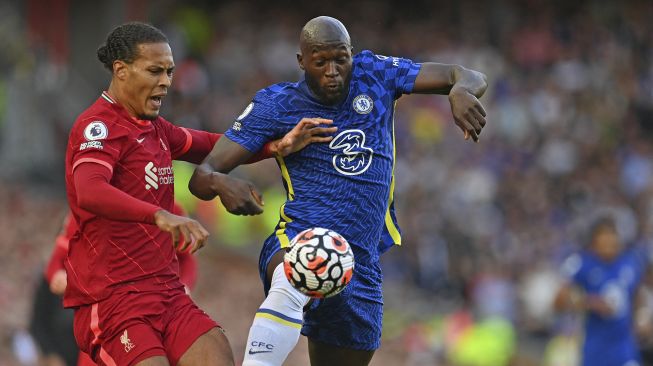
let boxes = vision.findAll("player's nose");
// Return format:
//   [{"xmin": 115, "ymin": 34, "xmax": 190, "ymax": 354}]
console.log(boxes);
[
  {"xmin": 159, "ymin": 73, "xmax": 172, "ymax": 87},
  {"xmin": 325, "ymin": 61, "xmax": 338, "ymax": 77}
]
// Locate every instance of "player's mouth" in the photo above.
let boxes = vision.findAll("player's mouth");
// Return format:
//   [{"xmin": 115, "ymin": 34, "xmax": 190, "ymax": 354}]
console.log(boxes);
[
  {"xmin": 148, "ymin": 94, "xmax": 166, "ymax": 109},
  {"xmin": 325, "ymin": 83, "xmax": 341, "ymax": 94}
]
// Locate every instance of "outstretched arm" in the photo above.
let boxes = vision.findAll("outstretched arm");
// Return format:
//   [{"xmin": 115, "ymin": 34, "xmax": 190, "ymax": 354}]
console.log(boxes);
[
  {"xmin": 190, "ymin": 137, "xmax": 262, "ymax": 214},
  {"xmin": 553, "ymin": 283, "xmax": 615, "ymax": 317},
  {"xmin": 413, "ymin": 63, "xmax": 488, "ymax": 142},
  {"xmin": 189, "ymin": 118, "xmax": 335, "ymax": 215},
  {"xmin": 413, "ymin": 63, "xmax": 487, "ymax": 97}
]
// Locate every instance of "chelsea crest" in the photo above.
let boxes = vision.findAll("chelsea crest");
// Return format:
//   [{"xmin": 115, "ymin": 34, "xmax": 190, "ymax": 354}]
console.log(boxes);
[{"xmin": 352, "ymin": 94, "xmax": 373, "ymax": 114}]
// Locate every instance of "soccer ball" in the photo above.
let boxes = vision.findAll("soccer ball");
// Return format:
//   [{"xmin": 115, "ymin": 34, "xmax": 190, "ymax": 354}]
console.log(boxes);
[{"xmin": 283, "ymin": 227, "xmax": 355, "ymax": 298}]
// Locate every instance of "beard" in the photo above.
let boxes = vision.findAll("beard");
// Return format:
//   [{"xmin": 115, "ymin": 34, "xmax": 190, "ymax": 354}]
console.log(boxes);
[
  {"xmin": 305, "ymin": 73, "xmax": 351, "ymax": 106},
  {"xmin": 138, "ymin": 112, "xmax": 159, "ymax": 121}
]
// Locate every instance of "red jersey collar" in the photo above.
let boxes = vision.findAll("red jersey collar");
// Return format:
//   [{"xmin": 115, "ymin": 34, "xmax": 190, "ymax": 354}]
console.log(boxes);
[{"xmin": 101, "ymin": 91, "xmax": 115, "ymax": 104}]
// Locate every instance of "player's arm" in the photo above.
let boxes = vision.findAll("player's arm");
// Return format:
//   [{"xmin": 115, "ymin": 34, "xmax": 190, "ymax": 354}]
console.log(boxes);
[
  {"xmin": 413, "ymin": 63, "xmax": 487, "ymax": 97},
  {"xmin": 73, "ymin": 162, "xmax": 209, "ymax": 252},
  {"xmin": 44, "ymin": 234, "xmax": 68, "ymax": 295},
  {"xmin": 171, "ymin": 121, "xmax": 335, "ymax": 164},
  {"xmin": 266, "ymin": 117, "xmax": 336, "ymax": 157},
  {"xmin": 554, "ymin": 253, "xmax": 615, "ymax": 317},
  {"xmin": 553, "ymin": 283, "xmax": 614, "ymax": 317},
  {"xmin": 413, "ymin": 63, "xmax": 488, "ymax": 142},
  {"xmin": 189, "ymin": 136, "xmax": 267, "ymax": 215},
  {"xmin": 171, "ymin": 129, "xmax": 276, "ymax": 165},
  {"xmin": 553, "ymin": 283, "xmax": 585, "ymax": 312},
  {"xmin": 188, "ymin": 118, "xmax": 335, "ymax": 215}
]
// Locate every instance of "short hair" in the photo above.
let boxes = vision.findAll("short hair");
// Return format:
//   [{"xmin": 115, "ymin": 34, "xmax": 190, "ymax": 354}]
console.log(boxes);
[
  {"xmin": 588, "ymin": 215, "xmax": 617, "ymax": 242},
  {"xmin": 96, "ymin": 22, "xmax": 168, "ymax": 71}
]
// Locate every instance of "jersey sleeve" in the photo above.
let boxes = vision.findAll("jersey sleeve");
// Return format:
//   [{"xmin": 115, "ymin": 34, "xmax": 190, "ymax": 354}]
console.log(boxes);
[
  {"xmin": 74, "ymin": 163, "xmax": 160, "ymax": 223},
  {"xmin": 159, "ymin": 118, "xmax": 194, "ymax": 159},
  {"xmin": 158, "ymin": 118, "xmax": 221, "ymax": 163},
  {"xmin": 69, "ymin": 117, "xmax": 127, "ymax": 174},
  {"xmin": 359, "ymin": 50, "xmax": 422, "ymax": 99},
  {"xmin": 560, "ymin": 253, "xmax": 586, "ymax": 287},
  {"xmin": 224, "ymin": 93, "xmax": 286, "ymax": 153}
]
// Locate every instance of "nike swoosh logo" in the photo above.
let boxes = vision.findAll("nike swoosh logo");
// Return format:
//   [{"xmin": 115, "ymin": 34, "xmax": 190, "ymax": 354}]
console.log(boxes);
[
  {"xmin": 248, "ymin": 349, "xmax": 273, "ymax": 355},
  {"xmin": 136, "ymin": 138, "xmax": 145, "ymax": 143}
]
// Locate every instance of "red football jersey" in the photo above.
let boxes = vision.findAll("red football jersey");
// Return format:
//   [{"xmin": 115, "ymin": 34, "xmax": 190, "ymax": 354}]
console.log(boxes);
[{"xmin": 63, "ymin": 92, "xmax": 204, "ymax": 307}]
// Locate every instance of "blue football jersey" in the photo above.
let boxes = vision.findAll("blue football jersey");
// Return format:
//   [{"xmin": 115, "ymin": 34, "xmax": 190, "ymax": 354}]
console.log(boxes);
[
  {"xmin": 562, "ymin": 249, "xmax": 645, "ymax": 366},
  {"xmin": 225, "ymin": 50, "xmax": 421, "ymax": 265}
]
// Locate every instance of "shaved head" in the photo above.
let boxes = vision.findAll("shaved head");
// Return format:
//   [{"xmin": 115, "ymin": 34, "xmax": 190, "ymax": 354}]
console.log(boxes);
[
  {"xmin": 297, "ymin": 16, "xmax": 353, "ymax": 105},
  {"xmin": 300, "ymin": 16, "xmax": 351, "ymax": 51}
]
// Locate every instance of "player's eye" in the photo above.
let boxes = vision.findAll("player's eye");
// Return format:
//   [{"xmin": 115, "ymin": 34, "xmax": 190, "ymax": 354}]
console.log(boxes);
[
  {"xmin": 167, "ymin": 69, "xmax": 174, "ymax": 77},
  {"xmin": 314, "ymin": 60, "xmax": 325, "ymax": 67}
]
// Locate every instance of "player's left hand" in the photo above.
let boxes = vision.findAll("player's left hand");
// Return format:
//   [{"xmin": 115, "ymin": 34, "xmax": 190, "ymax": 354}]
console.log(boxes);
[
  {"xmin": 213, "ymin": 174, "xmax": 265, "ymax": 216},
  {"xmin": 276, "ymin": 118, "xmax": 337, "ymax": 156},
  {"xmin": 448, "ymin": 87, "xmax": 487, "ymax": 142}
]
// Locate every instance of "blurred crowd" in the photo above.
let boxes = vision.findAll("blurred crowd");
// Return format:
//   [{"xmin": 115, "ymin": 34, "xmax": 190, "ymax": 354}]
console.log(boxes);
[{"xmin": 1, "ymin": 0, "xmax": 652, "ymax": 365}]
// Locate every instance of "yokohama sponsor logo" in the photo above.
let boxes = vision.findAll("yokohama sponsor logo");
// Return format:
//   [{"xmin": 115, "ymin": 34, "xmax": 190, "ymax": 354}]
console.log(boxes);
[{"xmin": 145, "ymin": 162, "xmax": 174, "ymax": 190}]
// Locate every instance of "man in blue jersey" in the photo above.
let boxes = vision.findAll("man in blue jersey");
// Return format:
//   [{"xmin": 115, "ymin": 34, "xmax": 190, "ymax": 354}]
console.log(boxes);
[
  {"xmin": 554, "ymin": 216, "xmax": 648, "ymax": 366},
  {"xmin": 189, "ymin": 16, "xmax": 487, "ymax": 366}
]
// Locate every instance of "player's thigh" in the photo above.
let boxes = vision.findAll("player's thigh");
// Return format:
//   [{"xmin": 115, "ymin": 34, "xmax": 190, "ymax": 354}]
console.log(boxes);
[
  {"xmin": 177, "ymin": 328, "xmax": 234, "ymax": 366},
  {"xmin": 308, "ymin": 338, "xmax": 374, "ymax": 366},
  {"xmin": 162, "ymin": 290, "xmax": 228, "ymax": 365},
  {"xmin": 134, "ymin": 356, "xmax": 169, "ymax": 366},
  {"xmin": 265, "ymin": 250, "xmax": 285, "ymax": 287}
]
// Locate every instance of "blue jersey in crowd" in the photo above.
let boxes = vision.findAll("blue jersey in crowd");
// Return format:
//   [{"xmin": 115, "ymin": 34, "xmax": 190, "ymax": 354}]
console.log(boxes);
[{"xmin": 562, "ymin": 248, "xmax": 646, "ymax": 366}]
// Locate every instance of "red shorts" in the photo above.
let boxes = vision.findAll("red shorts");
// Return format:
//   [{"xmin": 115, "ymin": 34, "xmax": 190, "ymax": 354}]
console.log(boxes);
[{"xmin": 73, "ymin": 287, "xmax": 218, "ymax": 366}]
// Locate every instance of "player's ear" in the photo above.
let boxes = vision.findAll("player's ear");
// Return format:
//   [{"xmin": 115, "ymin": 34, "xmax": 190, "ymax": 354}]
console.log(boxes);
[
  {"xmin": 113, "ymin": 60, "xmax": 128, "ymax": 80},
  {"xmin": 296, "ymin": 52, "xmax": 304, "ymax": 71}
]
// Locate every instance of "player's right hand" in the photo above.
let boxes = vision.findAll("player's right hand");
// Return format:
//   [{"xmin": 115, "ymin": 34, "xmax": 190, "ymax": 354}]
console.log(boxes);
[
  {"xmin": 449, "ymin": 87, "xmax": 487, "ymax": 142},
  {"xmin": 49, "ymin": 269, "xmax": 67, "ymax": 296},
  {"xmin": 213, "ymin": 174, "xmax": 264, "ymax": 216},
  {"xmin": 154, "ymin": 210, "xmax": 210, "ymax": 253}
]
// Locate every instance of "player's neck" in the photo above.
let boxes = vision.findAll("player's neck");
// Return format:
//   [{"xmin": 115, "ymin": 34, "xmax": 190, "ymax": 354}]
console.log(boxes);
[
  {"xmin": 105, "ymin": 84, "xmax": 124, "ymax": 108},
  {"xmin": 106, "ymin": 83, "xmax": 139, "ymax": 119}
]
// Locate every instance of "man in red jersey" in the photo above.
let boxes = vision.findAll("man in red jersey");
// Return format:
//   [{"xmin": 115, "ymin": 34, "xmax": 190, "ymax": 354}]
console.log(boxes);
[{"xmin": 64, "ymin": 22, "xmax": 335, "ymax": 366}]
